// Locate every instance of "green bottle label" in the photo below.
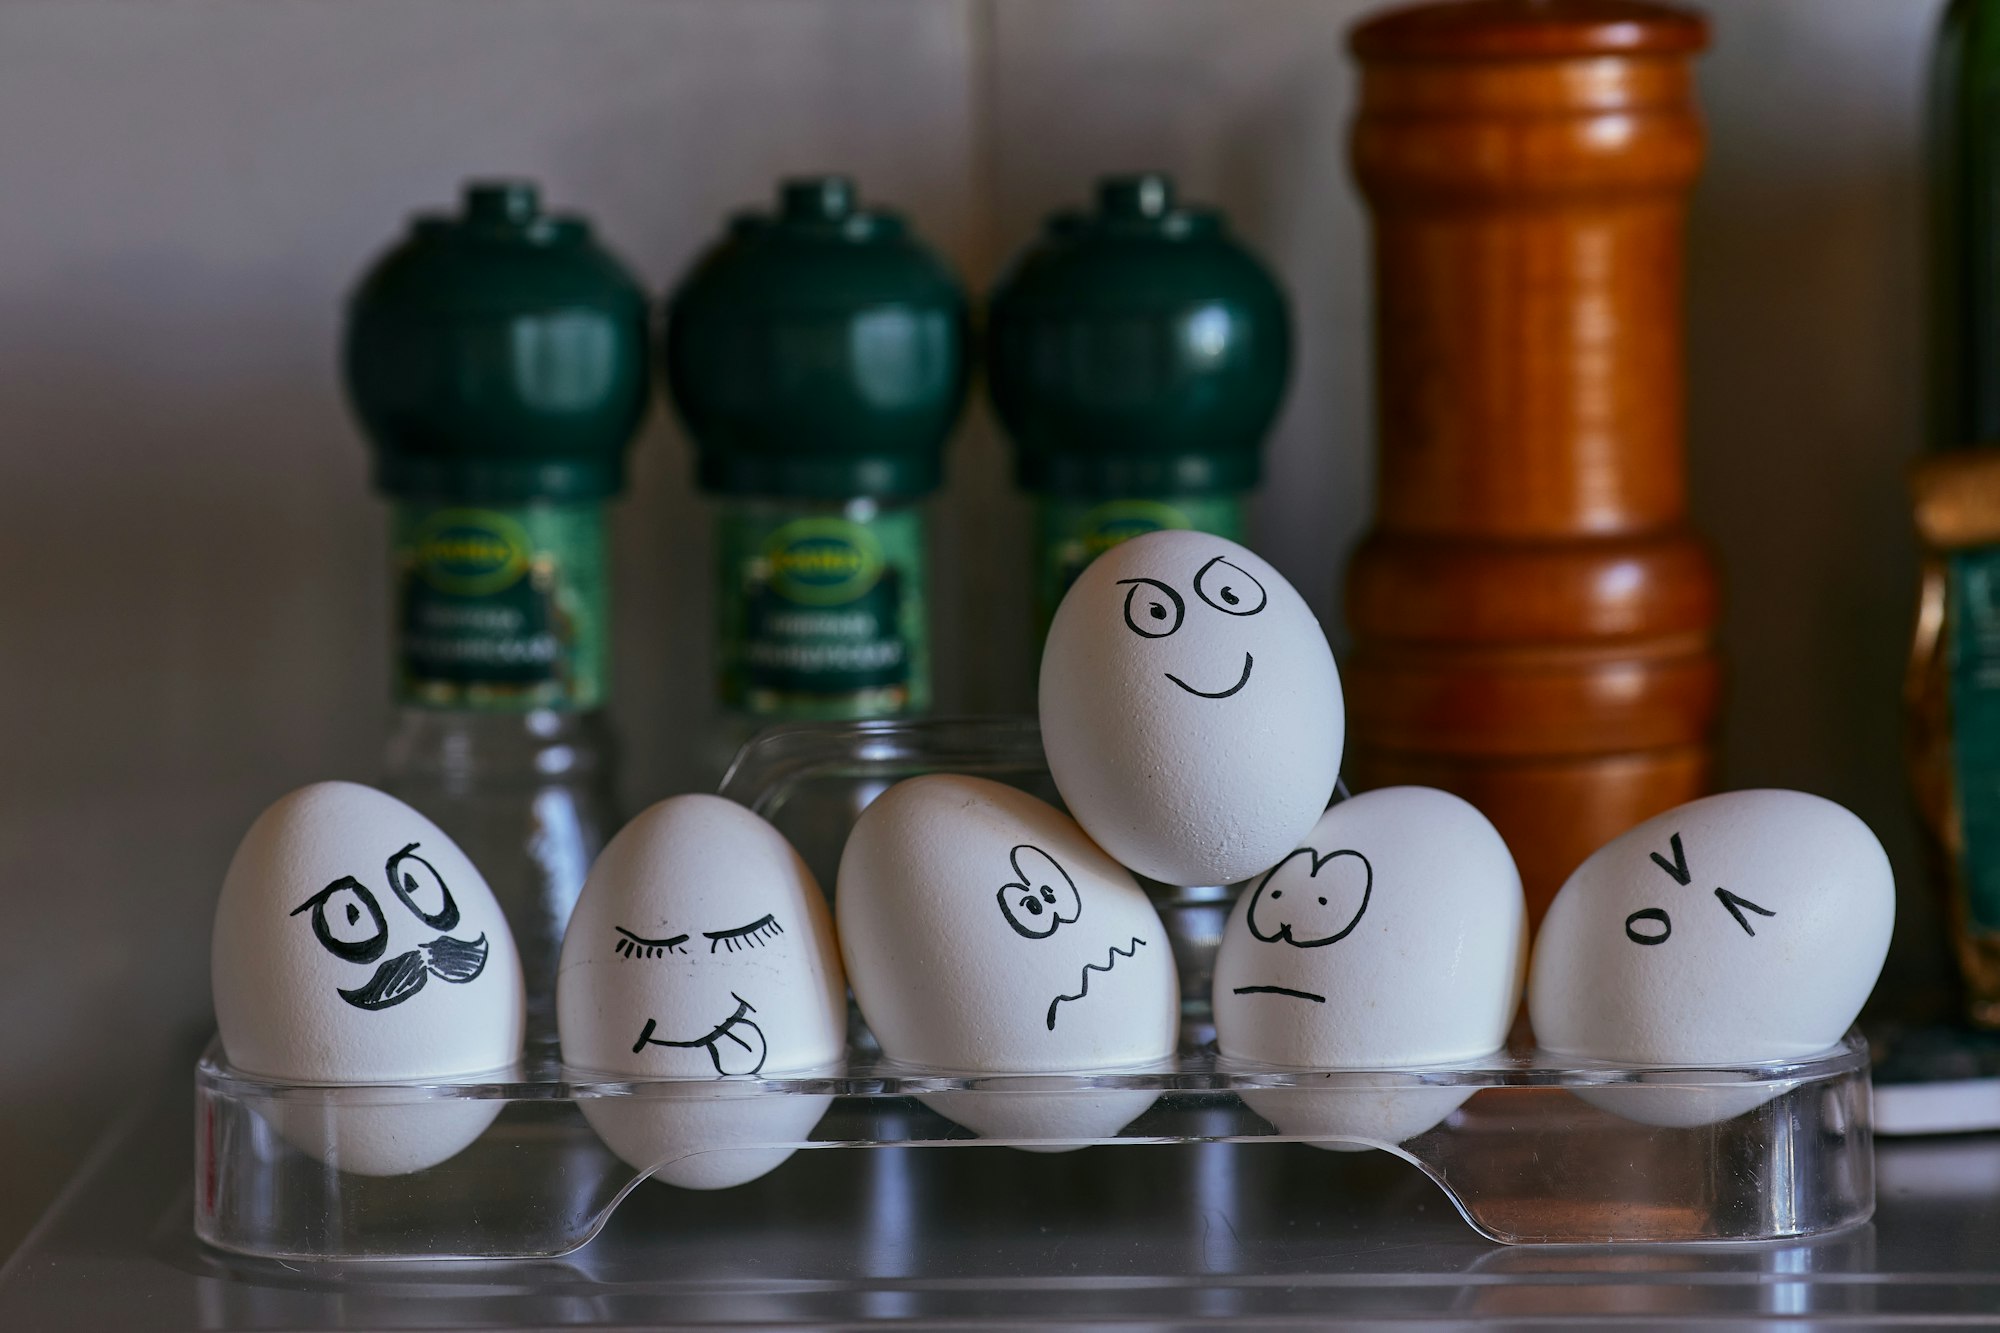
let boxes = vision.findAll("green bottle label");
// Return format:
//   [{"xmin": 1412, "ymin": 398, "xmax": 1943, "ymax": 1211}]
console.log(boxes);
[
  {"xmin": 392, "ymin": 502, "xmax": 608, "ymax": 711},
  {"xmin": 1035, "ymin": 495, "xmax": 1245, "ymax": 628},
  {"xmin": 718, "ymin": 504, "xmax": 929, "ymax": 720},
  {"xmin": 1950, "ymin": 547, "xmax": 2000, "ymax": 931}
]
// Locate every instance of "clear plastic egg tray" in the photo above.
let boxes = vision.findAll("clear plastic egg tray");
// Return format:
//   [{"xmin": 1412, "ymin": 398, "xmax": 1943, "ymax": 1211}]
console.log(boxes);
[{"xmin": 193, "ymin": 718, "xmax": 1875, "ymax": 1259}]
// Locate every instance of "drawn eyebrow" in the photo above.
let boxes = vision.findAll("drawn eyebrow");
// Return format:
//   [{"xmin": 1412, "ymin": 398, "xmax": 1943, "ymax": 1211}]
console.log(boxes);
[
  {"xmin": 705, "ymin": 913, "xmax": 785, "ymax": 953},
  {"xmin": 613, "ymin": 927, "xmax": 689, "ymax": 959}
]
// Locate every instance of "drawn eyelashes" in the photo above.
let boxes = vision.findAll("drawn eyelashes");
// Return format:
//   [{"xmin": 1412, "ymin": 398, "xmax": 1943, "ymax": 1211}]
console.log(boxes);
[
  {"xmin": 1193, "ymin": 556, "xmax": 1266, "ymax": 616},
  {"xmin": 614, "ymin": 927, "xmax": 688, "ymax": 959},
  {"xmin": 705, "ymin": 914, "xmax": 784, "ymax": 952},
  {"xmin": 998, "ymin": 844, "xmax": 1083, "ymax": 939},
  {"xmin": 291, "ymin": 841, "xmax": 461, "ymax": 963},
  {"xmin": 1118, "ymin": 578, "xmax": 1185, "ymax": 639},
  {"xmin": 610, "ymin": 915, "xmax": 786, "ymax": 958}
]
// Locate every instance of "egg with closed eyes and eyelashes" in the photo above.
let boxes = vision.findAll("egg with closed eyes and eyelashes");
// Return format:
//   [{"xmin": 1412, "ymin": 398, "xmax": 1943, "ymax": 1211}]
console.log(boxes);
[
  {"xmin": 1212, "ymin": 787, "xmax": 1527, "ymax": 1148},
  {"xmin": 837, "ymin": 774, "xmax": 1179, "ymax": 1145},
  {"xmin": 1039, "ymin": 529, "xmax": 1343, "ymax": 889},
  {"xmin": 210, "ymin": 781, "xmax": 526, "ymax": 1176},
  {"xmin": 1528, "ymin": 789, "xmax": 1894, "ymax": 1127},
  {"xmin": 556, "ymin": 793, "xmax": 846, "ymax": 1189}
]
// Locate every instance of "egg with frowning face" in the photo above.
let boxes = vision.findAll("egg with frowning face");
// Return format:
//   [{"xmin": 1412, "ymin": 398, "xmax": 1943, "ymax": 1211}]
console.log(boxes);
[
  {"xmin": 557, "ymin": 794, "xmax": 846, "ymax": 1188},
  {"xmin": 1213, "ymin": 787, "xmax": 1526, "ymax": 1147},
  {"xmin": 1039, "ymin": 530, "xmax": 1343, "ymax": 888},
  {"xmin": 837, "ymin": 774, "xmax": 1178, "ymax": 1143},
  {"xmin": 211, "ymin": 781, "xmax": 526, "ymax": 1176},
  {"xmin": 1528, "ymin": 789, "xmax": 1893, "ymax": 1127}
]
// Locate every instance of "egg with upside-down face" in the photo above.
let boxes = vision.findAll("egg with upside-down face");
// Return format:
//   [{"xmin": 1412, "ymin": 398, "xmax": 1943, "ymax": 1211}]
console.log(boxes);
[
  {"xmin": 837, "ymin": 774, "xmax": 1178, "ymax": 1142},
  {"xmin": 557, "ymin": 794, "xmax": 846, "ymax": 1188},
  {"xmin": 1039, "ymin": 530, "xmax": 1343, "ymax": 888}
]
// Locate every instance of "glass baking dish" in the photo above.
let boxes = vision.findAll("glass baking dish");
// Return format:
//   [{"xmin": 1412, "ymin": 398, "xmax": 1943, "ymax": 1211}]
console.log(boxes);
[{"xmin": 193, "ymin": 718, "xmax": 1874, "ymax": 1259}]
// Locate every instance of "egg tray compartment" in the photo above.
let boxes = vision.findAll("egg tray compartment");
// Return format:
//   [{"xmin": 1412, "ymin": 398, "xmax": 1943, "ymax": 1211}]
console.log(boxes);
[{"xmin": 191, "ymin": 718, "xmax": 1878, "ymax": 1259}]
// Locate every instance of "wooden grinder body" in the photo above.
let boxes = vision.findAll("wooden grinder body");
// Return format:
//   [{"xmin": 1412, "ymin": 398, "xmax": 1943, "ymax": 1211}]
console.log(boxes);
[{"xmin": 1345, "ymin": 0, "xmax": 1721, "ymax": 921}]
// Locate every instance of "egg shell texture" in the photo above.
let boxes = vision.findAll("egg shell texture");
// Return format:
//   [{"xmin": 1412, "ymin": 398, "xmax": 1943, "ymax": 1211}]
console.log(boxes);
[
  {"xmin": 837, "ymin": 774, "xmax": 1179, "ymax": 1073},
  {"xmin": 556, "ymin": 794, "xmax": 846, "ymax": 1081},
  {"xmin": 1528, "ymin": 789, "xmax": 1895, "ymax": 1065},
  {"xmin": 211, "ymin": 781, "xmax": 526, "ymax": 1085},
  {"xmin": 1039, "ymin": 529, "xmax": 1343, "ymax": 887},
  {"xmin": 1213, "ymin": 787, "xmax": 1526, "ymax": 1069}
]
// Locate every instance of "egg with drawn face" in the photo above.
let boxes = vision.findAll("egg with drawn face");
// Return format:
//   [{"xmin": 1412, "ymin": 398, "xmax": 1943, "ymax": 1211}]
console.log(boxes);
[
  {"xmin": 1530, "ymin": 790, "xmax": 1892, "ymax": 1131},
  {"xmin": 1213, "ymin": 788, "xmax": 1526, "ymax": 1146},
  {"xmin": 211, "ymin": 781, "xmax": 526, "ymax": 1175},
  {"xmin": 838, "ymin": 775, "xmax": 1178, "ymax": 1142},
  {"xmin": 1040, "ymin": 530, "xmax": 1343, "ymax": 888},
  {"xmin": 557, "ymin": 794, "xmax": 846, "ymax": 1188}
]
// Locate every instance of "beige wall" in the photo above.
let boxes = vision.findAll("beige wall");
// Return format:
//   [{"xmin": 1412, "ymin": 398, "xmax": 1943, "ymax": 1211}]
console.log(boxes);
[{"xmin": 0, "ymin": 0, "xmax": 1948, "ymax": 1252}]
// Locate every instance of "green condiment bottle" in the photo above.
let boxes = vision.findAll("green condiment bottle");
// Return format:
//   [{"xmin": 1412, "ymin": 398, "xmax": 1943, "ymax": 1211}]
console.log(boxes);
[
  {"xmin": 344, "ymin": 180, "xmax": 650, "ymax": 1029},
  {"xmin": 988, "ymin": 173, "xmax": 1291, "ymax": 631},
  {"xmin": 664, "ymin": 176, "xmax": 969, "ymax": 725}
]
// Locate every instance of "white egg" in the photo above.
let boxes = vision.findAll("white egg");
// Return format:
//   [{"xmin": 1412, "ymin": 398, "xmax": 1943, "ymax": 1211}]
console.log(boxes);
[
  {"xmin": 211, "ymin": 781, "xmax": 526, "ymax": 1176},
  {"xmin": 1528, "ymin": 790, "xmax": 1894, "ymax": 1127},
  {"xmin": 837, "ymin": 774, "xmax": 1178, "ymax": 1142},
  {"xmin": 1039, "ymin": 530, "xmax": 1343, "ymax": 888},
  {"xmin": 556, "ymin": 794, "xmax": 846, "ymax": 1189},
  {"xmin": 1213, "ymin": 788, "xmax": 1526, "ymax": 1146}
]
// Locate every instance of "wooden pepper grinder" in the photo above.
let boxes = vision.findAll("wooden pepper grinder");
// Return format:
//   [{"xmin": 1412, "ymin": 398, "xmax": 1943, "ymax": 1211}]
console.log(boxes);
[{"xmin": 1345, "ymin": 0, "xmax": 1722, "ymax": 923}]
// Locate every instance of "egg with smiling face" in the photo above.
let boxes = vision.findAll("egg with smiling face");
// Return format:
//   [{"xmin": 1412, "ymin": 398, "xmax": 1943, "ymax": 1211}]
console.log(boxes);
[
  {"xmin": 556, "ymin": 794, "xmax": 847, "ymax": 1188},
  {"xmin": 1212, "ymin": 788, "xmax": 1526, "ymax": 1146},
  {"xmin": 211, "ymin": 781, "xmax": 526, "ymax": 1176},
  {"xmin": 1040, "ymin": 530, "xmax": 1343, "ymax": 888},
  {"xmin": 838, "ymin": 775, "xmax": 1178, "ymax": 1142}
]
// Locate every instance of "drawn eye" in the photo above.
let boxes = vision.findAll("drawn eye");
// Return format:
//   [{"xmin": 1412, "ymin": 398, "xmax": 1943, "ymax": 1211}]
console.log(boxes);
[
  {"xmin": 614, "ymin": 927, "xmax": 690, "ymax": 959},
  {"xmin": 290, "ymin": 875, "xmax": 388, "ymax": 965},
  {"xmin": 385, "ymin": 843, "xmax": 460, "ymax": 931},
  {"xmin": 998, "ymin": 844, "xmax": 1083, "ymax": 939},
  {"xmin": 1193, "ymin": 556, "xmax": 1267, "ymax": 616},
  {"xmin": 1117, "ymin": 578, "xmax": 1185, "ymax": 639},
  {"xmin": 705, "ymin": 914, "xmax": 784, "ymax": 953}
]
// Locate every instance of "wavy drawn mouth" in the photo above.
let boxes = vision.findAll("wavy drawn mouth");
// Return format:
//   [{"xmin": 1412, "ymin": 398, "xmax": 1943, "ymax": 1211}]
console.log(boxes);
[
  {"xmin": 337, "ymin": 933, "xmax": 489, "ymax": 1010},
  {"xmin": 1165, "ymin": 652, "xmax": 1253, "ymax": 700},
  {"xmin": 1046, "ymin": 937, "xmax": 1147, "ymax": 1030},
  {"xmin": 634, "ymin": 993, "xmax": 768, "ymax": 1076},
  {"xmin": 1231, "ymin": 984, "xmax": 1326, "ymax": 1004}
]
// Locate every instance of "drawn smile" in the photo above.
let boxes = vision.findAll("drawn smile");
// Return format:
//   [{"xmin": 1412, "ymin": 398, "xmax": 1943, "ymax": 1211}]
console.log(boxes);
[
  {"xmin": 1231, "ymin": 984, "xmax": 1326, "ymax": 1004},
  {"xmin": 336, "ymin": 933, "xmax": 489, "ymax": 1010},
  {"xmin": 634, "ymin": 993, "xmax": 768, "ymax": 1076},
  {"xmin": 1046, "ymin": 937, "xmax": 1148, "ymax": 1030},
  {"xmin": 1165, "ymin": 652, "xmax": 1253, "ymax": 700}
]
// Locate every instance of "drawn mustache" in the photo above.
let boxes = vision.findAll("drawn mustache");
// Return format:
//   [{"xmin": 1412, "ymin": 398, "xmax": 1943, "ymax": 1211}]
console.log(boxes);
[{"xmin": 337, "ymin": 933, "xmax": 489, "ymax": 1011}]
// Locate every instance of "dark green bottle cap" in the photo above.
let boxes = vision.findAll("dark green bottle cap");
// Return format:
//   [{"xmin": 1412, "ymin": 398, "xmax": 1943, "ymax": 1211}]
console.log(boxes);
[
  {"xmin": 344, "ymin": 180, "xmax": 651, "ymax": 503},
  {"xmin": 988, "ymin": 173, "xmax": 1292, "ymax": 498},
  {"xmin": 663, "ymin": 176, "xmax": 970, "ymax": 499}
]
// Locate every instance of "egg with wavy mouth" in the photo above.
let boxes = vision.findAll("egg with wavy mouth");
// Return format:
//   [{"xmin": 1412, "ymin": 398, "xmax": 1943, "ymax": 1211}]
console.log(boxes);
[
  {"xmin": 557, "ymin": 794, "xmax": 846, "ymax": 1189},
  {"xmin": 838, "ymin": 775, "xmax": 1178, "ymax": 1144},
  {"xmin": 1040, "ymin": 529, "xmax": 1343, "ymax": 888},
  {"xmin": 1213, "ymin": 788, "xmax": 1526, "ymax": 1148},
  {"xmin": 211, "ymin": 781, "xmax": 526, "ymax": 1176}
]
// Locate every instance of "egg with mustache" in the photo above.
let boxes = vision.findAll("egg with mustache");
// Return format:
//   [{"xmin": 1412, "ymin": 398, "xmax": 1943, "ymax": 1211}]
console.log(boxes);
[
  {"xmin": 211, "ymin": 781, "xmax": 526, "ymax": 1175},
  {"xmin": 1040, "ymin": 530, "xmax": 1342, "ymax": 888},
  {"xmin": 556, "ymin": 794, "xmax": 847, "ymax": 1189},
  {"xmin": 837, "ymin": 775, "xmax": 1178, "ymax": 1142},
  {"xmin": 1213, "ymin": 788, "xmax": 1526, "ymax": 1146}
]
